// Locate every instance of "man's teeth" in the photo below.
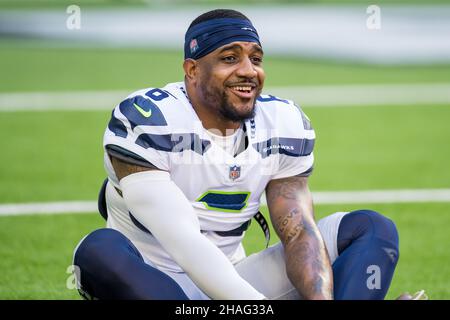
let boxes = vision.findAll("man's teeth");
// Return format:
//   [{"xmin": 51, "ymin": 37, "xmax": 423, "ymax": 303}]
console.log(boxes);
[{"xmin": 233, "ymin": 86, "xmax": 252, "ymax": 92}]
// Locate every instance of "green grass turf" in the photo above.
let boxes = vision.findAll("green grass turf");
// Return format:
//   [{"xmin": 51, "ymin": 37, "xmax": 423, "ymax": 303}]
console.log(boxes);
[
  {"xmin": 308, "ymin": 104, "xmax": 450, "ymax": 191},
  {"xmin": 1, "ymin": 46, "xmax": 450, "ymax": 93},
  {"xmin": 0, "ymin": 213, "xmax": 104, "ymax": 299},
  {"xmin": 0, "ymin": 202, "xmax": 448, "ymax": 299},
  {"xmin": 1, "ymin": 104, "xmax": 449, "ymax": 203},
  {"xmin": 0, "ymin": 111, "xmax": 110, "ymax": 203}
]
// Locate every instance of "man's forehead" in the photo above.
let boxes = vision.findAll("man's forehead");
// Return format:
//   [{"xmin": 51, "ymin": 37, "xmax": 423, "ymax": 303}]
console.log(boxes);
[{"xmin": 215, "ymin": 41, "xmax": 263, "ymax": 54}]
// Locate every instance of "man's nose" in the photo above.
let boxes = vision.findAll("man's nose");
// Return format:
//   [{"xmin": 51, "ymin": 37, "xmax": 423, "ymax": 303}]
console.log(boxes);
[{"xmin": 236, "ymin": 57, "xmax": 258, "ymax": 79}]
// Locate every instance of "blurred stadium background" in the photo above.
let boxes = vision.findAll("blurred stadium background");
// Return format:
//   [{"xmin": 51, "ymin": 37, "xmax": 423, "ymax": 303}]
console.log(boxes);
[{"xmin": 0, "ymin": 0, "xmax": 449, "ymax": 299}]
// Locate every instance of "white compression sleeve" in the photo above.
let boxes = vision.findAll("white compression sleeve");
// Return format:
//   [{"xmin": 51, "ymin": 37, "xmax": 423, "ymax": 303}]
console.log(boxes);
[{"xmin": 119, "ymin": 170, "xmax": 266, "ymax": 300}]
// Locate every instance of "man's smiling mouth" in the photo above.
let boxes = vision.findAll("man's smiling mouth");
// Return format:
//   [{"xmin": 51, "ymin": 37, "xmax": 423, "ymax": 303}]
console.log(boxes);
[{"xmin": 228, "ymin": 84, "xmax": 257, "ymax": 99}]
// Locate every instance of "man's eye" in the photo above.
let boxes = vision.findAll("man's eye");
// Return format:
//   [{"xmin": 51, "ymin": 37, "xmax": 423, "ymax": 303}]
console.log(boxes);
[
  {"xmin": 252, "ymin": 56, "xmax": 263, "ymax": 64},
  {"xmin": 222, "ymin": 56, "xmax": 236, "ymax": 62}
]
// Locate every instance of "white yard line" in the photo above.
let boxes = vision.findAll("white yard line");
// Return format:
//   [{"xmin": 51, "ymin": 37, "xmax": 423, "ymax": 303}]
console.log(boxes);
[
  {"xmin": 1, "ymin": 189, "xmax": 450, "ymax": 216},
  {"xmin": 310, "ymin": 189, "xmax": 450, "ymax": 204},
  {"xmin": 1, "ymin": 83, "xmax": 450, "ymax": 112},
  {"xmin": 0, "ymin": 201, "xmax": 97, "ymax": 216}
]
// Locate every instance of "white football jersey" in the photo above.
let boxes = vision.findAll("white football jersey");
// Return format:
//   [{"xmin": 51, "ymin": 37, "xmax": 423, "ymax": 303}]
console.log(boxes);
[{"xmin": 103, "ymin": 82, "xmax": 315, "ymax": 272}]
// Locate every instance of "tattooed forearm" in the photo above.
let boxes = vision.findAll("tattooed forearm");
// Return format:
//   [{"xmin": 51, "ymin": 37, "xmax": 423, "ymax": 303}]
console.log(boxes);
[
  {"xmin": 276, "ymin": 208, "xmax": 300, "ymax": 234},
  {"xmin": 110, "ymin": 155, "xmax": 155, "ymax": 181},
  {"xmin": 266, "ymin": 176, "xmax": 334, "ymax": 300},
  {"xmin": 286, "ymin": 216, "xmax": 333, "ymax": 300},
  {"xmin": 267, "ymin": 176, "xmax": 305, "ymax": 202}
]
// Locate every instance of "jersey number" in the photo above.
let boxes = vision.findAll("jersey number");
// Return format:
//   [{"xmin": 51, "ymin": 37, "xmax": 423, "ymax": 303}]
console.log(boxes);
[
  {"xmin": 145, "ymin": 88, "xmax": 172, "ymax": 101},
  {"xmin": 257, "ymin": 94, "xmax": 289, "ymax": 104}
]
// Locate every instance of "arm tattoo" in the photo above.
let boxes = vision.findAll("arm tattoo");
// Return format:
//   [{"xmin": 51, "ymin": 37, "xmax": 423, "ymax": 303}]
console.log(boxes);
[
  {"xmin": 266, "ymin": 176, "xmax": 333, "ymax": 300},
  {"xmin": 292, "ymin": 217, "xmax": 332, "ymax": 299},
  {"xmin": 267, "ymin": 177, "xmax": 304, "ymax": 202},
  {"xmin": 274, "ymin": 208, "xmax": 305, "ymax": 243}
]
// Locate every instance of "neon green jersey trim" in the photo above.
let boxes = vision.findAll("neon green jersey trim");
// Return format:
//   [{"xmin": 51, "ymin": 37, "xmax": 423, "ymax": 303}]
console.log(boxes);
[{"xmin": 196, "ymin": 190, "xmax": 251, "ymax": 213}]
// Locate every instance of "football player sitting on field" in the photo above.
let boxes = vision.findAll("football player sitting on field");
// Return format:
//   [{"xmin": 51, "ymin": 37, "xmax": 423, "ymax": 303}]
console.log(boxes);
[{"xmin": 73, "ymin": 9, "xmax": 426, "ymax": 300}]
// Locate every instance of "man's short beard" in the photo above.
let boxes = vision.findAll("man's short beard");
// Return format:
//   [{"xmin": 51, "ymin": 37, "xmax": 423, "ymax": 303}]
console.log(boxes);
[
  {"xmin": 218, "ymin": 91, "xmax": 256, "ymax": 121},
  {"xmin": 202, "ymin": 86, "xmax": 256, "ymax": 122}
]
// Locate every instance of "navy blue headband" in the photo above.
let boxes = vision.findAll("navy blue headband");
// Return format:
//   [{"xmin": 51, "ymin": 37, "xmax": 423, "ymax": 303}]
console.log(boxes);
[{"xmin": 184, "ymin": 18, "xmax": 261, "ymax": 60}]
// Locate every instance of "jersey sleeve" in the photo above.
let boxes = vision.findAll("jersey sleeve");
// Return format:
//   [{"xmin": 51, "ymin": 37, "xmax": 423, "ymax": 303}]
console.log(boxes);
[
  {"xmin": 103, "ymin": 93, "xmax": 171, "ymax": 171},
  {"xmin": 270, "ymin": 102, "xmax": 315, "ymax": 180}
]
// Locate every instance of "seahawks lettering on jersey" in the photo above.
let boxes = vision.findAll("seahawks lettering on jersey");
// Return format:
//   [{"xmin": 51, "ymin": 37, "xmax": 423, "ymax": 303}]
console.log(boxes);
[{"xmin": 103, "ymin": 82, "xmax": 315, "ymax": 272}]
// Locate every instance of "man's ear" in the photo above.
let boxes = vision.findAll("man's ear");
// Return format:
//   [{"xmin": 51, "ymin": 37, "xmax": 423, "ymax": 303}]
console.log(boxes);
[{"xmin": 183, "ymin": 59, "xmax": 198, "ymax": 84}]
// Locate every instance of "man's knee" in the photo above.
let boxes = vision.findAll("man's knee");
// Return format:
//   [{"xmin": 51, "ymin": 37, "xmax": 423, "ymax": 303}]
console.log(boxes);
[
  {"xmin": 73, "ymin": 228, "xmax": 145, "ymax": 299},
  {"xmin": 349, "ymin": 209, "xmax": 398, "ymax": 241},
  {"xmin": 338, "ymin": 210, "xmax": 399, "ymax": 257},
  {"xmin": 74, "ymin": 228, "xmax": 142, "ymax": 273},
  {"xmin": 333, "ymin": 210, "xmax": 400, "ymax": 299}
]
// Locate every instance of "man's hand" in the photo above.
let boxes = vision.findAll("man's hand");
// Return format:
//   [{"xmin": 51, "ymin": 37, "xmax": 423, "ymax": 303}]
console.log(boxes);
[{"xmin": 266, "ymin": 176, "xmax": 333, "ymax": 300}]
